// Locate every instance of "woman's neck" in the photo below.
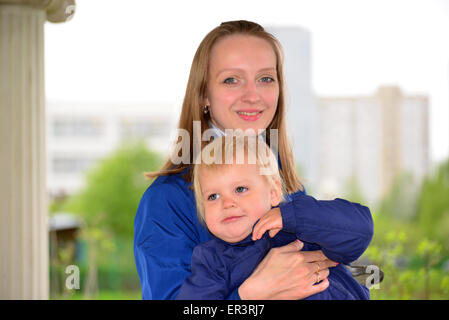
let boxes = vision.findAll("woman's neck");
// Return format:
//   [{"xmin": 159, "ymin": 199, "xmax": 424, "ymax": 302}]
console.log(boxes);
[{"xmin": 208, "ymin": 120, "xmax": 267, "ymax": 140}]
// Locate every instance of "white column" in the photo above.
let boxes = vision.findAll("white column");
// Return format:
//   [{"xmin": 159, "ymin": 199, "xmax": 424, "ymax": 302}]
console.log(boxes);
[{"xmin": 0, "ymin": 0, "xmax": 75, "ymax": 300}]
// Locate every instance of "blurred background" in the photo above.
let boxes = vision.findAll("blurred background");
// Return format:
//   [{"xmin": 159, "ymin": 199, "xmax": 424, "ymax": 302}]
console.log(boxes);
[{"xmin": 14, "ymin": 0, "xmax": 449, "ymax": 299}]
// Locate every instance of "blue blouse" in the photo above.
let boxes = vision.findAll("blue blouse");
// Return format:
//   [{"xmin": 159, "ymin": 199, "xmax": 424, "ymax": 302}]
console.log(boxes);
[{"xmin": 133, "ymin": 167, "xmax": 373, "ymax": 300}]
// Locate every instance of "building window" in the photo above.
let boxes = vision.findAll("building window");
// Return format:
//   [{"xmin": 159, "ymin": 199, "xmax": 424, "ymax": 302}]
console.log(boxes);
[
  {"xmin": 52, "ymin": 157, "xmax": 97, "ymax": 174},
  {"xmin": 120, "ymin": 119, "xmax": 168, "ymax": 138},
  {"xmin": 52, "ymin": 118, "xmax": 104, "ymax": 138}
]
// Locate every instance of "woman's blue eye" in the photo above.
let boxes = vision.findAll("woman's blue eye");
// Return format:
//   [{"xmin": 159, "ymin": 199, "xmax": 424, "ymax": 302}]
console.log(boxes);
[
  {"xmin": 261, "ymin": 77, "xmax": 275, "ymax": 83},
  {"xmin": 208, "ymin": 193, "xmax": 219, "ymax": 201},
  {"xmin": 235, "ymin": 186, "xmax": 248, "ymax": 193},
  {"xmin": 224, "ymin": 77, "xmax": 237, "ymax": 84}
]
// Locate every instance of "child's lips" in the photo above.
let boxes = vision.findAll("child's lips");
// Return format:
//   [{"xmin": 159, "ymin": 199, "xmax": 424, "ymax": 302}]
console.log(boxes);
[{"xmin": 222, "ymin": 215, "xmax": 243, "ymax": 223}]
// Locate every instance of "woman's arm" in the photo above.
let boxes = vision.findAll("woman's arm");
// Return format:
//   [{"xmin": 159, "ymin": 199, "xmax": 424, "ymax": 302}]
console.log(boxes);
[
  {"xmin": 134, "ymin": 181, "xmax": 205, "ymax": 300},
  {"xmin": 280, "ymin": 193, "xmax": 374, "ymax": 264}
]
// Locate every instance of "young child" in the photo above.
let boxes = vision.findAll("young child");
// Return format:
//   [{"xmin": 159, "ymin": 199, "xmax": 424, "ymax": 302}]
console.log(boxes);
[{"xmin": 176, "ymin": 134, "xmax": 373, "ymax": 300}]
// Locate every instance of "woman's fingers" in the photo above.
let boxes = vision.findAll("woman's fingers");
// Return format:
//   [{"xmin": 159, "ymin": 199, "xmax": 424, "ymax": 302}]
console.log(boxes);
[
  {"xmin": 239, "ymin": 242, "xmax": 334, "ymax": 300},
  {"xmin": 276, "ymin": 239, "xmax": 304, "ymax": 253},
  {"xmin": 300, "ymin": 250, "xmax": 339, "ymax": 267},
  {"xmin": 300, "ymin": 250, "xmax": 328, "ymax": 263},
  {"xmin": 309, "ymin": 268, "xmax": 330, "ymax": 284},
  {"xmin": 306, "ymin": 277, "xmax": 330, "ymax": 296}
]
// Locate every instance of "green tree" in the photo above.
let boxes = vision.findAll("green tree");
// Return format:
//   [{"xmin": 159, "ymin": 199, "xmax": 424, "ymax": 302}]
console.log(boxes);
[
  {"xmin": 344, "ymin": 175, "xmax": 366, "ymax": 204},
  {"xmin": 62, "ymin": 141, "xmax": 163, "ymax": 238},
  {"xmin": 416, "ymin": 158, "xmax": 449, "ymax": 245},
  {"xmin": 379, "ymin": 171, "xmax": 419, "ymax": 220}
]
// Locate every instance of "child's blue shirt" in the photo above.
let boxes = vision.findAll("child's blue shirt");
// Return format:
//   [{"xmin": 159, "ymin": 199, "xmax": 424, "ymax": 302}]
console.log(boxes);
[{"xmin": 176, "ymin": 197, "xmax": 372, "ymax": 300}]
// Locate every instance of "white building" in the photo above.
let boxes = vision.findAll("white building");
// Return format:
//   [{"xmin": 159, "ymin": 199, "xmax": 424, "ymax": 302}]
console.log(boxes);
[
  {"xmin": 316, "ymin": 86, "xmax": 429, "ymax": 206},
  {"xmin": 46, "ymin": 101, "xmax": 177, "ymax": 197},
  {"xmin": 267, "ymin": 26, "xmax": 317, "ymax": 190}
]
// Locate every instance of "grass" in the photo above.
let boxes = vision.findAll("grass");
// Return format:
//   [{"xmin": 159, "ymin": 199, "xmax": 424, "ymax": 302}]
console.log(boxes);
[{"xmin": 53, "ymin": 290, "xmax": 142, "ymax": 300}]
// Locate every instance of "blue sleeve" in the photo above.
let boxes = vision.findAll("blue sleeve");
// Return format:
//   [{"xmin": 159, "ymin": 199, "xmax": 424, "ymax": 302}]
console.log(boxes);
[
  {"xmin": 176, "ymin": 245, "xmax": 229, "ymax": 300},
  {"xmin": 133, "ymin": 182, "xmax": 201, "ymax": 300},
  {"xmin": 225, "ymin": 288, "xmax": 241, "ymax": 300},
  {"xmin": 280, "ymin": 193, "xmax": 373, "ymax": 264}
]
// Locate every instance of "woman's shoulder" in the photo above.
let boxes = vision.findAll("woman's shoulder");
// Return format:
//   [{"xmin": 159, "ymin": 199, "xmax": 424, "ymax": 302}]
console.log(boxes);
[
  {"xmin": 136, "ymin": 166, "xmax": 197, "ymax": 223},
  {"xmin": 134, "ymin": 166, "xmax": 207, "ymax": 242},
  {"xmin": 141, "ymin": 167, "xmax": 192, "ymax": 202}
]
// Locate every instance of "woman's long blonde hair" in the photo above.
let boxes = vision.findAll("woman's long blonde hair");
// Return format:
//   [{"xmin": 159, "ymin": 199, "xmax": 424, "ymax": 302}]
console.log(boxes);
[{"xmin": 145, "ymin": 20, "xmax": 303, "ymax": 194}]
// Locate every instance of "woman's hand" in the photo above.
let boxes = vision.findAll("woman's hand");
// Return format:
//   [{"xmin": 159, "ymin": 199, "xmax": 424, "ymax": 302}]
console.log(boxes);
[
  {"xmin": 252, "ymin": 207, "xmax": 283, "ymax": 240},
  {"xmin": 238, "ymin": 240, "xmax": 338, "ymax": 300}
]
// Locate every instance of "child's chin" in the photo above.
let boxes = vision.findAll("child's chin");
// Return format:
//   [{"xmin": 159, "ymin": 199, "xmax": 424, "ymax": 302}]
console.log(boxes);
[{"xmin": 221, "ymin": 230, "xmax": 251, "ymax": 244}]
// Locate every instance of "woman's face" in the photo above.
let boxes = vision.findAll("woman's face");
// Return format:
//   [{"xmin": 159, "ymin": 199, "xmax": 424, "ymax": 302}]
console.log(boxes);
[{"xmin": 205, "ymin": 34, "xmax": 279, "ymax": 133}]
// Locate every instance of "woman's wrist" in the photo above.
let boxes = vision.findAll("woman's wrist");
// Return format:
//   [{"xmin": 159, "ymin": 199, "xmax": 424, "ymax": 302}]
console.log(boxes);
[
  {"xmin": 238, "ymin": 276, "xmax": 269, "ymax": 300},
  {"xmin": 237, "ymin": 284, "xmax": 248, "ymax": 300},
  {"xmin": 238, "ymin": 278, "xmax": 253, "ymax": 300}
]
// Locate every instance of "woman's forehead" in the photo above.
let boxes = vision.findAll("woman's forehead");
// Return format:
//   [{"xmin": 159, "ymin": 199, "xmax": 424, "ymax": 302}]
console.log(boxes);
[{"xmin": 208, "ymin": 35, "xmax": 277, "ymax": 73}]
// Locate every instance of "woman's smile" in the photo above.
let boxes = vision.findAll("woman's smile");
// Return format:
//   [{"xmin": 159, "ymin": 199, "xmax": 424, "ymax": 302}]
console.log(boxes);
[{"xmin": 236, "ymin": 109, "xmax": 263, "ymax": 122}]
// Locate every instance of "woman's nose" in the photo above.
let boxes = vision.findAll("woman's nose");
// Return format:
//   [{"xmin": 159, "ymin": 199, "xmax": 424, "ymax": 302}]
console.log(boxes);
[{"xmin": 241, "ymin": 82, "xmax": 261, "ymax": 104}]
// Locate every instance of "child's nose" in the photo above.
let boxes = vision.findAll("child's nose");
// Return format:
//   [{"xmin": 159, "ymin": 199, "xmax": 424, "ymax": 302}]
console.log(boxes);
[{"xmin": 222, "ymin": 195, "xmax": 237, "ymax": 209}]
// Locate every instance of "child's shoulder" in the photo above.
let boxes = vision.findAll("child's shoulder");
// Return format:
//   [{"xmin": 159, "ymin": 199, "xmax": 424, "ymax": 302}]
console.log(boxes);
[{"xmin": 283, "ymin": 187, "xmax": 307, "ymax": 202}]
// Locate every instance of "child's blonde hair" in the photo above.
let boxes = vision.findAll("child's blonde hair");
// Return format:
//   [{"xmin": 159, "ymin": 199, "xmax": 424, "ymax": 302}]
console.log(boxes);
[{"xmin": 193, "ymin": 134, "xmax": 286, "ymax": 224}]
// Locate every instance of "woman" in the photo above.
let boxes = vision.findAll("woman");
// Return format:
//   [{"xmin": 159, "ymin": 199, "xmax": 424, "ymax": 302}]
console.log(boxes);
[{"xmin": 134, "ymin": 20, "xmax": 373, "ymax": 300}]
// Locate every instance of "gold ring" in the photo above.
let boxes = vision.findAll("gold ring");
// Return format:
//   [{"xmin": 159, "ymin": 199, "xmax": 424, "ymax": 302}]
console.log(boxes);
[
  {"xmin": 316, "ymin": 272, "xmax": 321, "ymax": 283},
  {"xmin": 316, "ymin": 262, "xmax": 320, "ymax": 273}
]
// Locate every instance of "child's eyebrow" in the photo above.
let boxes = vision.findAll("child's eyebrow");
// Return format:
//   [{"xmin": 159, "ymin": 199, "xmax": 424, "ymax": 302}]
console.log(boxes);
[
  {"xmin": 201, "ymin": 188, "xmax": 215, "ymax": 196},
  {"xmin": 201, "ymin": 180, "xmax": 252, "ymax": 195},
  {"xmin": 232, "ymin": 179, "xmax": 252, "ymax": 185}
]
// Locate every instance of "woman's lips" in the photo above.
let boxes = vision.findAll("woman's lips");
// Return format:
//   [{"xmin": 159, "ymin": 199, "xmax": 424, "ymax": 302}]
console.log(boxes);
[
  {"xmin": 236, "ymin": 110, "xmax": 263, "ymax": 122},
  {"xmin": 222, "ymin": 215, "xmax": 243, "ymax": 223}
]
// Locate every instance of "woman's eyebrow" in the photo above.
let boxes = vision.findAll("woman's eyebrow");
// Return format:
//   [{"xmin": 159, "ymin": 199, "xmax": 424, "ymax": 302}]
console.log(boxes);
[{"xmin": 215, "ymin": 67, "xmax": 276, "ymax": 78}]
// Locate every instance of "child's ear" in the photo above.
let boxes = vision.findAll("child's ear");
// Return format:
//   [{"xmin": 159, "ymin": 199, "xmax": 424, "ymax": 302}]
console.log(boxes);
[{"xmin": 270, "ymin": 179, "xmax": 282, "ymax": 207}]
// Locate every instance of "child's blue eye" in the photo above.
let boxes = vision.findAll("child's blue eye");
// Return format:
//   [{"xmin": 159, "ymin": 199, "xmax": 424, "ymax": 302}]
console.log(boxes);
[
  {"xmin": 207, "ymin": 193, "xmax": 219, "ymax": 201},
  {"xmin": 235, "ymin": 186, "xmax": 248, "ymax": 193}
]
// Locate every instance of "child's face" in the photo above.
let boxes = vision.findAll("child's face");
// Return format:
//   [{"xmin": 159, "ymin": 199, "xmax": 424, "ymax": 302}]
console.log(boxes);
[{"xmin": 199, "ymin": 163, "xmax": 281, "ymax": 243}]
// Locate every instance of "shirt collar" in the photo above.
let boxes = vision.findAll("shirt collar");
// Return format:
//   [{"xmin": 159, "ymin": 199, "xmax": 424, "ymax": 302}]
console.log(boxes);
[
  {"xmin": 208, "ymin": 120, "xmax": 267, "ymax": 141},
  {"xmin": 208, "ymin": 121, "xmax": 226, "ymax": 139}
]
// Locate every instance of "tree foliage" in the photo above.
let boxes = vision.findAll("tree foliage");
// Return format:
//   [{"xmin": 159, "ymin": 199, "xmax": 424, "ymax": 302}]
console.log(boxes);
[
  {"xmin": 379, "ymin": 171, "xmax": 419, "ymax": 220},
  {"xmin": 62, "ymin": 141, "xmax": 163, "ymax": 238},
  {"xmin": 416, "ymin": 158, "xmax": 449, "ymax": 245}
]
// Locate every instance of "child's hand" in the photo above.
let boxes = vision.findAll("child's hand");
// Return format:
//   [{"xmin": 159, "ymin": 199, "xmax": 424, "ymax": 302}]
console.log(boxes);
[{"xmin": 252, "ymin": 207, "xmax": 283, "ymax": 241}]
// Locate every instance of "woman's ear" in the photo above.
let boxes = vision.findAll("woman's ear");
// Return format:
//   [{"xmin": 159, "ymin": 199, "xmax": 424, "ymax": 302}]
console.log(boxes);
[
  {"xmin": 202, "ymin": 96, "xmax": 210, "ymax": 107},
  {"xmin": 270, "ymin": 179, "xmax": 282, "ymax": 207}
]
